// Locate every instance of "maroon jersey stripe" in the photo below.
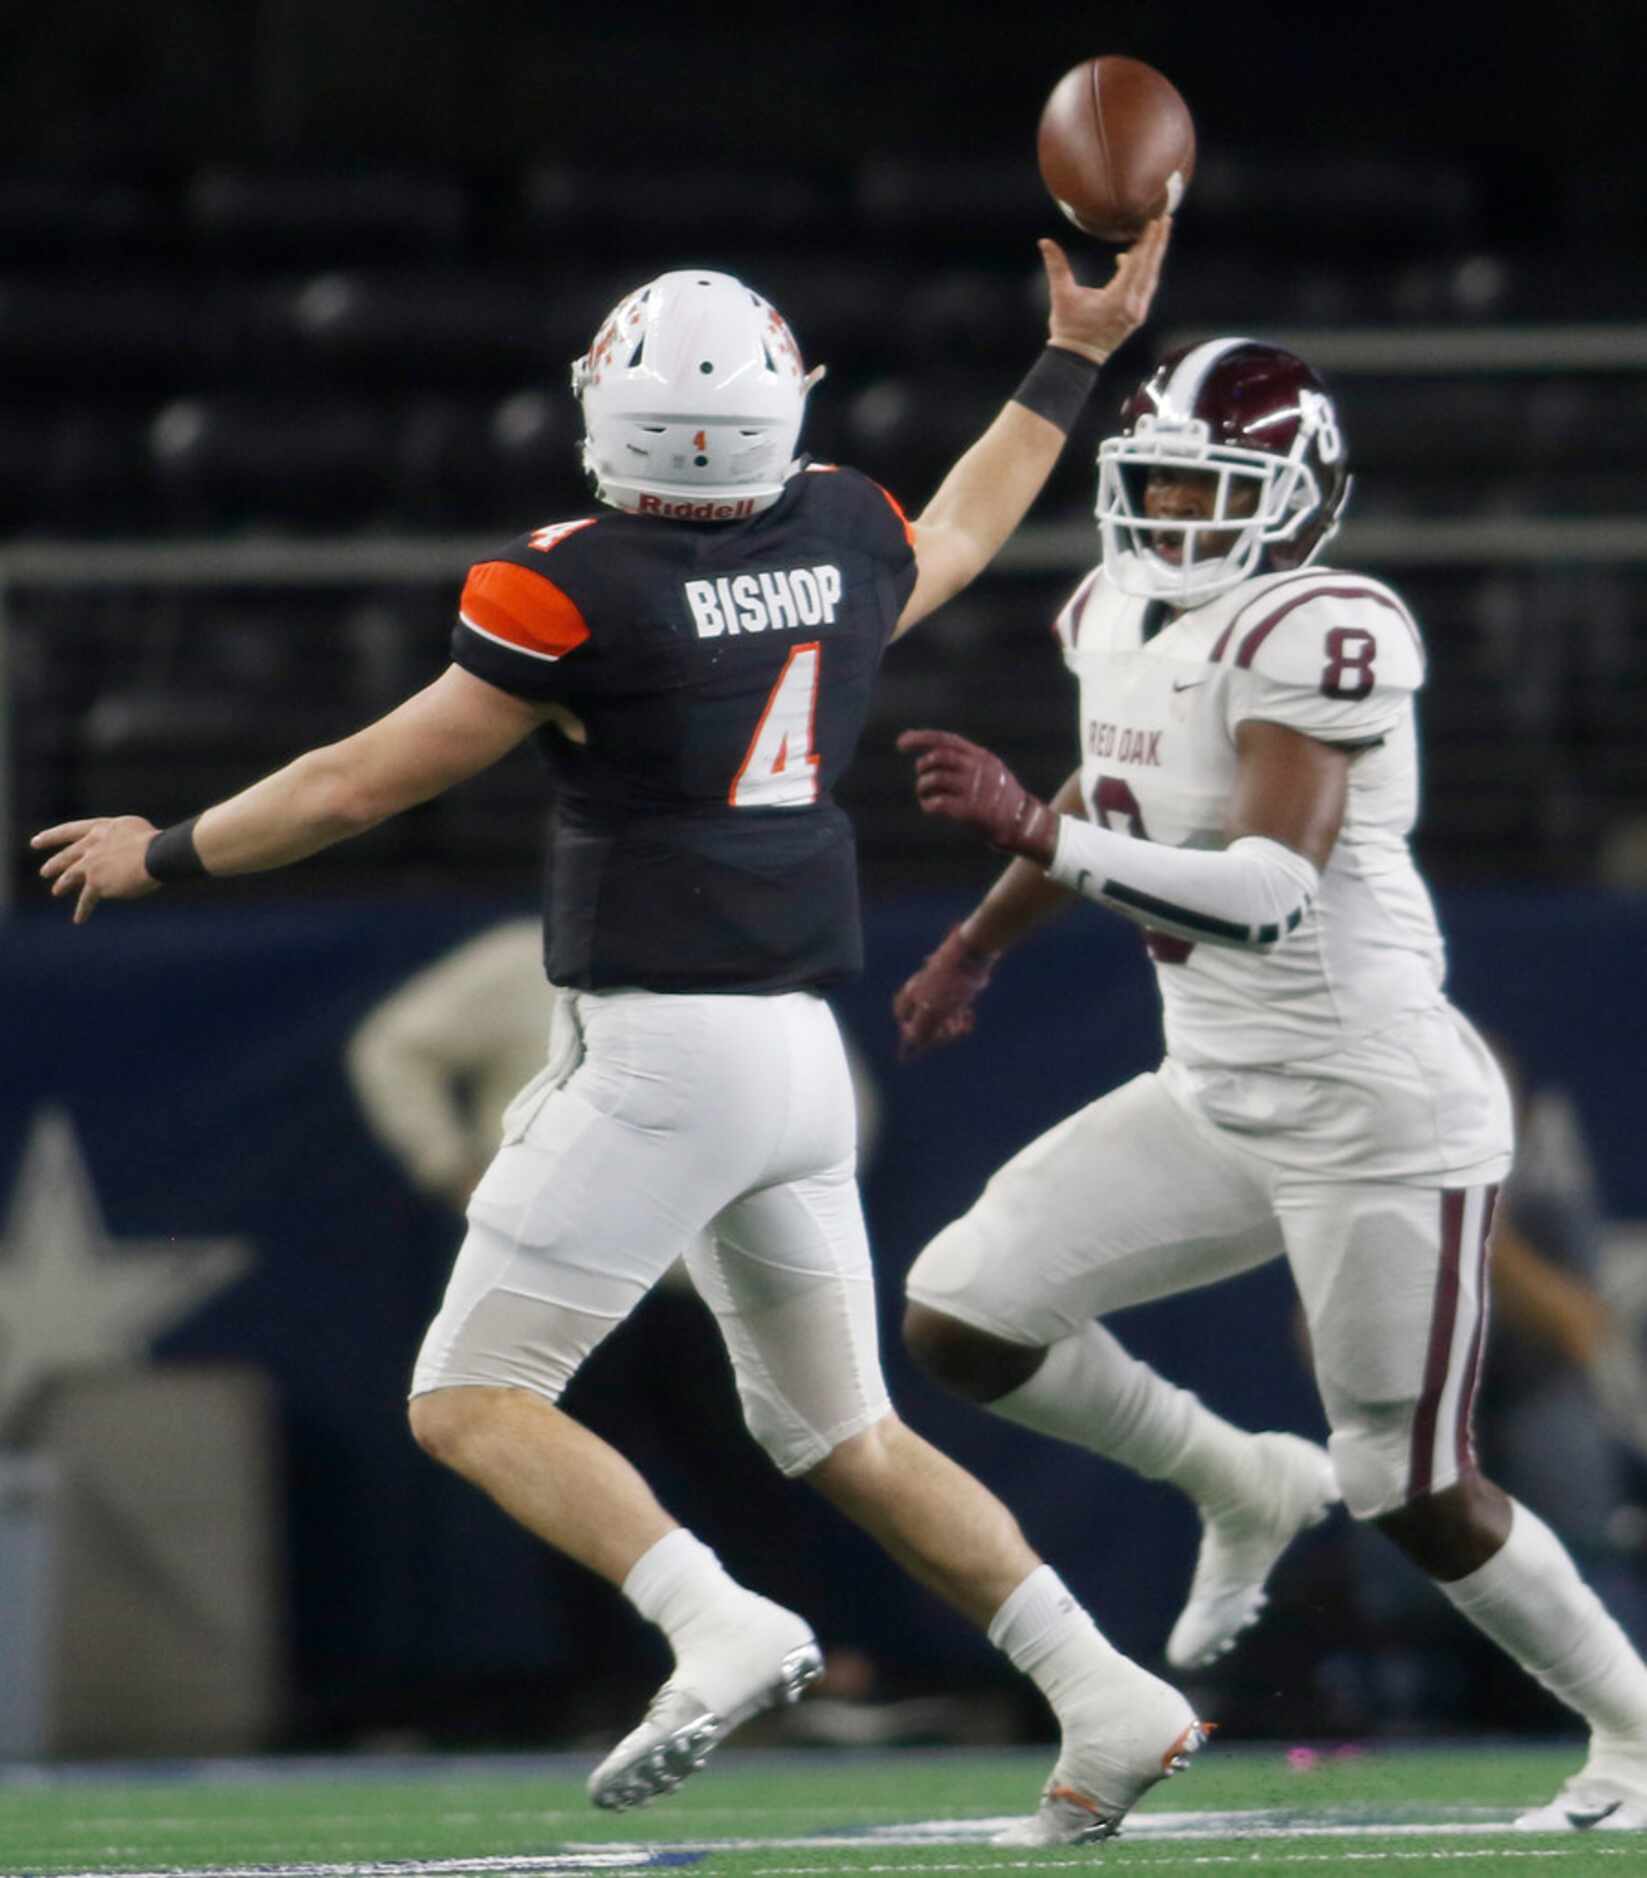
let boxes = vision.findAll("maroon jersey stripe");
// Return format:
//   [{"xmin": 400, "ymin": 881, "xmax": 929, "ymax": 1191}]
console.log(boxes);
[
  {"xmin": 1233, "ymin": 584, "xmax": 1416, "ymax": 671},
  {"xmin": 1207, "ymin": 570, "xmax": 1330, "ymax": 663},
  {"xmin": 1453, "ymin": 1185, "xmax": 1499, "ymax": 1476},
  {"xmin": 1064, "ymin": 568, "xmax": 1103, "ymax": 648},
  {"xmin": 1409, "ymin": 1187, "xmax": 1468, "ymax": 1499}
]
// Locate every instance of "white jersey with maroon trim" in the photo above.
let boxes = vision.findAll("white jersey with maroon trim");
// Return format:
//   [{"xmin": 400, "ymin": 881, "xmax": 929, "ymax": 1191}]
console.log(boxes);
[{"xmin": 1055, "ymin": 562, "xmax": 1454, "ymax": 1072}]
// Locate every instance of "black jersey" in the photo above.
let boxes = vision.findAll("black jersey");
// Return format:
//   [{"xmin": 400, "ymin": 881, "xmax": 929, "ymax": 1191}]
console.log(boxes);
[{"xmin": 450, "ymin": 462, "xmax": 918, "ymax": 994}]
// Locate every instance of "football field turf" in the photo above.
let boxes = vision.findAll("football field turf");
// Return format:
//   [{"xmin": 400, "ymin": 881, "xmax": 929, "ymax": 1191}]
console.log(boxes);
[{"xmin": 1, "ymin": 1743, "xmax": 1636, "ymax": 1877}]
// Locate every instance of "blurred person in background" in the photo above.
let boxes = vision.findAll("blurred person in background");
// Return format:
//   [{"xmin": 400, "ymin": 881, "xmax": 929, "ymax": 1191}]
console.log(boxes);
[
  {"xmin": 347, "ymin": 917, "xmax": 550, "ymax": 1215},
  {"xmin": 1334, "ymin": 1044, "xmax": 1647, "ymax": 1733},
  {"xmin": 32, "ymin": 223, "xmax": 1218, "ymax": 1848},
  {"xmin": 887, "ymin": 337, "xmax": 1647, "ymax": 1833},
  {"xmin": 347, "ymin": 917, "xmax": 884, "ymax": 1215},
  {"xmin": 1482, "ymin": 1046, "xmax": 1647, "ymax": 1629}
]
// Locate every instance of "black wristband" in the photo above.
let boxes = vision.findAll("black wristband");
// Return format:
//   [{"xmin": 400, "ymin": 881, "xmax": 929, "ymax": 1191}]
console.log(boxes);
[
  {"xmin": 145, "ymin": 815, "xmax": 208, "ymax": 882},
  {"xmin": 1011, "ymin": 345, "xmax": 1101, "ymax": 434}
]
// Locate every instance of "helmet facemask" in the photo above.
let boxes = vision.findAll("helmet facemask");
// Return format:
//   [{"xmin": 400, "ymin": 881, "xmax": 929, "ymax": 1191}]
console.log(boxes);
[
  {"xmin": 1098, "ymin": 341, "xmax": 1349, "ymax": 606},
  {"xmin": 572, "ymin": 271, "xmax": 820, "ymax": 521},
  {"xmin": 1098, "ymin": 420, "xmax": 1326, "ymax": 605}
]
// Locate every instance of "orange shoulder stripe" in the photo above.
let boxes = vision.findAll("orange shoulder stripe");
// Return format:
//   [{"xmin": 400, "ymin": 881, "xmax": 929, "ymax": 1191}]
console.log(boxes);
[
  {"xmin": 870, "ymin": 478, "xmax": 915, "ymax": 545},
  {"xmin": 460, "ymin": 559, "xmax": 591, "ymax": 662}
]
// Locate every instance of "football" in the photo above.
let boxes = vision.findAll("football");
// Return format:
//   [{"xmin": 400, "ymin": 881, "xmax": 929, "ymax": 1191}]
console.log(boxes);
[{"xmin": 1036, "ymin": 55, "xmax": 1196, "ymax": 243}]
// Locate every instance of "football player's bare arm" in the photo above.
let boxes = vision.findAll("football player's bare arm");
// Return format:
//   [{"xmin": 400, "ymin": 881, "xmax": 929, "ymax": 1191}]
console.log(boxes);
[
  {"xmin": 892, "ymin": 218, "xmax": 1171, "ymax": 639},
  {"xmin": 1224, "ymin": 719, "xmax": 1348, "ymax": 871},
  {"xmin": 33, "ymin": 665, "xmax": 550, "ymax": 923}
]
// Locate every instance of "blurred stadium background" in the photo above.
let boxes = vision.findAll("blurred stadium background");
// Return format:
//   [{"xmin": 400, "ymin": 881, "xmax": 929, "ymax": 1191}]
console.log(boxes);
[{"xmin": 3, "ymin": 0, "xmax": 1647, "ymax": 1770}]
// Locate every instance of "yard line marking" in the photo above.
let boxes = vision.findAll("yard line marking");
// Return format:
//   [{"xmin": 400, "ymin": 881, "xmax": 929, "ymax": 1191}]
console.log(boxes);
[
  {"xmin": 36, "ymin": 1818, "xmax": 1642, "ymax": 1878},
  {"xmin": 44, "ymin": 1856, "xmax": 701, "ymax": 1878},
  {"xmin": 715, "ymin": 1811, "xmax": 1552, "ymax": 1844},
  {"xmin": 31, "ymin": 1803, "xmax": 1643, "ymax": 1878},
  {"xmin": 746, "ymin": 1858, "xmax": 1646, "ymax": 1872},
  {"xmin": 46, "ymin": 1845, "xmax": 1638, "ymax": 1878}
]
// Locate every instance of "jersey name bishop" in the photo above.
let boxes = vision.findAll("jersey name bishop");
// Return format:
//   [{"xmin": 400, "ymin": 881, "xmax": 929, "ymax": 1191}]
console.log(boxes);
[{"xmin": 684, "ymin": 565, "xmax": 844, "ymax": 638}]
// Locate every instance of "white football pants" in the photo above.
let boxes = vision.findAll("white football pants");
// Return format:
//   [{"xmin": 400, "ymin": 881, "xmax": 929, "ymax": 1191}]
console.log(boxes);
[
  {"xmin": 411, "ymin": 986, "xmax": 890, "ymax": 1475},
  {"xmin": 906, "ymin": 1063, "xmax": 1503, "ymax": 1518}
]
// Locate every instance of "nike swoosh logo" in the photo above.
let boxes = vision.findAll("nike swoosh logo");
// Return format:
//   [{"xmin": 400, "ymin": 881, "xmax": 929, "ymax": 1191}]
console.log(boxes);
[
  {"xmin": 1171, "ymin": 678, "xmax": 1208, "ymax": 693},
  {"xmin": 1565, "ymin": 1802, "xmax": 1622, "ymax": 1829}
]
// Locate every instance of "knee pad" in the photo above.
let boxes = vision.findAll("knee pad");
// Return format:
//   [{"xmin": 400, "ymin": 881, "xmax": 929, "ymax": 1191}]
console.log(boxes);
[
  {"xmin": 695, "ymin": 1275, "xmax": 890, "ymax": 1477},
  {"xmin": 1329, "ymin": 1413, "xmax": 1425, "ymax": 1521},
  {"xmin": 904, "ymin": 1216, "xmax": 993, "ymax": 1316},
  {"xmin": 734, "ymin": 1369, "xmax": 887, "ymax": 1478},
  {"xmin": 411, "ymin": 1286, "xmax": 618, "ymax": 1403}
]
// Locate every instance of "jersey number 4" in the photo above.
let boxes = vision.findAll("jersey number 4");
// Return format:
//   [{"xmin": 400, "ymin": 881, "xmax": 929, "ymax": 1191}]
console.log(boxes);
[{"xmin": 729, "ymin": 642, "xmax": 822, "ymax": 807}]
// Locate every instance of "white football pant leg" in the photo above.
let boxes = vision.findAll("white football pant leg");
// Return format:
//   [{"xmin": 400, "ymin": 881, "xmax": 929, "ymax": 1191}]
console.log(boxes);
[
  {"xmin": 689, "ymin": 1163, "xmax": 889, "ymax": 1476},
  {"xmin": 906, "ymin": 1069, "xmax": 1282, "ymax": 1345},
  {"xmin": 686, "ymin": 991, "xmax": 889, "ymax": 1475},
  {"xmin": 412, "ymin": 988, "xmax": 876, "ymax": 1416},
  {"xmin": 1281, "ymin": 1179, "xmax": 1498, "ymax": 1518}
]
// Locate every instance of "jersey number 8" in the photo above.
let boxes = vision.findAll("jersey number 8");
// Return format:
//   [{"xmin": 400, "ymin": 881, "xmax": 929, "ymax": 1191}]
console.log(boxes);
[{"xmin": 1321, "ymin": 626, "xmax": 1377, "ymax": 702}]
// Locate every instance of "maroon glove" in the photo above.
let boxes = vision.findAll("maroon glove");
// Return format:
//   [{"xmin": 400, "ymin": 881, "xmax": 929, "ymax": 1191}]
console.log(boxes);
[
  {"xmin": 897, "ymin": 729, "xmax": 1058, "ymax": 864},
  {"xmin": 893, "ymin": 924, "xmax": 998, "ymax": 1061}
]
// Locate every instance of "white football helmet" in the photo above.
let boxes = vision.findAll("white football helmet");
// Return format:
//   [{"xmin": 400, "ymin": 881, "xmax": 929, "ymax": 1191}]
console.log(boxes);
[
  {"xmin": 1096, "ymin": 337, "xmax": 1350, "ymax": 605},
  {"xmin": 572, "ymin": 270, "xmax": 815, "ymax": 520}
]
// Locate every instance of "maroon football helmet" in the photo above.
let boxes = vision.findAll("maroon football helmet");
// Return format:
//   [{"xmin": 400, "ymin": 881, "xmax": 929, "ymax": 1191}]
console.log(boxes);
[{"xmin": 1096, "ymin": 338, "xmax": 1350, "ymax": 604}]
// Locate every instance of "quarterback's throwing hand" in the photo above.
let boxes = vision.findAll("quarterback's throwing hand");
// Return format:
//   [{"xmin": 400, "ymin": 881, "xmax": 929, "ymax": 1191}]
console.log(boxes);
[
  {"xmin": 31, "ymin": 815, "xmax": 161, "ymax": 923},
  {"xmin": 1040, "ymin": 213, "xmax": 1171, "ymax": 364},
  {"xmin": 898, "ymin": 729, "xmax": 1059, "ymax": 865},
  {"xmin": 892, "ymin": 925, "xmax": 998, "ymax": 1061}
]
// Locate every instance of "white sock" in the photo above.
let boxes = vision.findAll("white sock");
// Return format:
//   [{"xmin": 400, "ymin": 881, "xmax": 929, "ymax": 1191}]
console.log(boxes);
[
  {"xmin": 623, "ymin": 1528, "xmax": 742, "ymax": 1647},
  {"xmin": 623, "ymin": 1528, "xmax": 806, "ymax": 1714},
  {"xmin": 988, "ymin": 1564, "xmax": 1127, "ymax": 1715},
  {"xmin": 1440, "ymin": 1500, "xmax": 1647, "ymax": 1740},
  {"xmin": 994, "ymin": 1321, "xmax": 1260, "ymax": 1512}
]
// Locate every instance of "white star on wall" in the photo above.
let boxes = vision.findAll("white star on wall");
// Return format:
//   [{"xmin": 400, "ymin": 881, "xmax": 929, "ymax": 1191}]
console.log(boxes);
[{"xmin": 0, "ymin": 1108, "xmax": 254, "ymax": 1438}]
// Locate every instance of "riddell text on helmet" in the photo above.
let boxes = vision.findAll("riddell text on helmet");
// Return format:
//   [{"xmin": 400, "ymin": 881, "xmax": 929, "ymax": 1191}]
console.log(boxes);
[{"xmin": 637, "ymin": 493, "xmax": 760, "ymax": 521}]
